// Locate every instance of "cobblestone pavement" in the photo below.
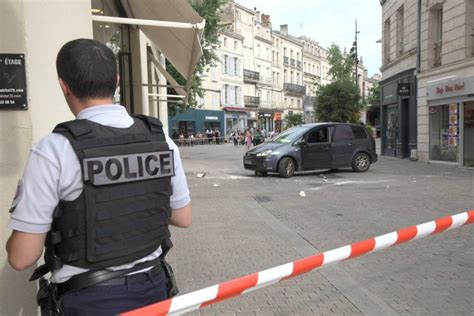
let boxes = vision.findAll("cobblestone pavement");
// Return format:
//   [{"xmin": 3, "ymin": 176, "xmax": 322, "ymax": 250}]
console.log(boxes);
[{"xmin": 167, "ymin": 142, "xmax": 473, "ymax": 316}]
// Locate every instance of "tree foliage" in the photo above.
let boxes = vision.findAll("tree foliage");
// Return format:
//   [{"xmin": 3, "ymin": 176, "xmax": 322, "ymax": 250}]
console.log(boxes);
[
  {"xmin": 167, "ymin": 0, "xmax": 228, "ymax": 116},
  {"xmin": 315, "ymin": 44, "xmax": 364, "ymax": 123},
  {"xmin": 285, "ymin": 113, "xmax": 304, "ymax": 129},
  {"xmin": 366, "ymin": 83, "xmax": 380, "ymax": 106}
]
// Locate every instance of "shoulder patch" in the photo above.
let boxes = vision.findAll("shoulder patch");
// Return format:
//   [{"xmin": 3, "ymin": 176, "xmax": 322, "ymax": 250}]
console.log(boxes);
[{"xmin": 9, "ymin": 179, "xmax": 23, "ymax": 213}]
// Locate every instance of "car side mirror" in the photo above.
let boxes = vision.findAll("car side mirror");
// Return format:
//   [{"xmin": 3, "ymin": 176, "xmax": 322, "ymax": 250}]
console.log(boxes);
[{"xmin": 294, "ymin": 139, "xmax": 306, "ymax": 146}]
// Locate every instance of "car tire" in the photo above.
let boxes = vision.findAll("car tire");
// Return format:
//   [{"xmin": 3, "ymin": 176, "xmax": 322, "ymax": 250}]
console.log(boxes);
[
  {"xmin": 255, "ymin": 171, "xmax": 267, "ymax": 177},
  {"xmin": 278, "ymin": 157, "xmax": 295, "ymax": 178},
  {"xmin": 352, "ymin": 152, "xmax": 371, "ymax": 172}
]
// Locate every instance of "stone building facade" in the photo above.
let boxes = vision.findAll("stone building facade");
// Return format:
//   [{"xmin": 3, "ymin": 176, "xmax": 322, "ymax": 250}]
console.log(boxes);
[{"xmin": 380, "ymin": 0, "xmax": 474, "ymax": 166}]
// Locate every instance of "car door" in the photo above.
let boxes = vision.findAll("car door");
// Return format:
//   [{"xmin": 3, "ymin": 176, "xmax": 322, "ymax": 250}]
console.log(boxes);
[
  {"xmin": 300, "ymin": 126, "xmax": 332, "ymax": 170},
  {"xmin": 331, "ymin": 124, "xmax": 356, "ymax": 167}
]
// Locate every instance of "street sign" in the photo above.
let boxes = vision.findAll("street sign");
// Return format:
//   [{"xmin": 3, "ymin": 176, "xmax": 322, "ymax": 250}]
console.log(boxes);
[{"xmin": 0, "ymin": 54, "xmax": 28, "ymax": 110}]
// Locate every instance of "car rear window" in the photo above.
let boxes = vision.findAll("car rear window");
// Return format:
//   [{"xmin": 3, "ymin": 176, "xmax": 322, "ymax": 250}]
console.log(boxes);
[
  {"xmin": 351, "ymin": 126, "xmax": 368, "ymax": 139},
  {"xmin": 333, "ymin": 125, "xmax": 354, "ymax": 141}
]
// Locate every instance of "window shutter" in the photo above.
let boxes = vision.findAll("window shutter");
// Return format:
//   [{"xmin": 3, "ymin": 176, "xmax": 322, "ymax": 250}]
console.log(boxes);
[
  {"xmin": 221, "ymin": 54, "xmax": 225, "ymax": 74},
  {"xmin": 237, "ymin": 86, "xmax": 242, "ymax": 106},
  {"xmin": 237, "ymin": 58, "xmax": 241, "ymax": 76},
  {"xmin": 221, "ymin": 85, "xmax": 225, "ymax": 104}
]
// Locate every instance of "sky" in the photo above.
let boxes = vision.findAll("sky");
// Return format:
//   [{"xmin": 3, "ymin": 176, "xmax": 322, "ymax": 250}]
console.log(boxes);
[{"xmin": 235, "ymin": 0, "xmax": 382, "ymax": 77}]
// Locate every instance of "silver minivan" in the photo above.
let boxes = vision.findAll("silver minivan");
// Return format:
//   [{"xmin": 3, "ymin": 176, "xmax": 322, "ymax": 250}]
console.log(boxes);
[{"xmin": 243, "ymin": 123, "xmax": 377, "ymax": 178}]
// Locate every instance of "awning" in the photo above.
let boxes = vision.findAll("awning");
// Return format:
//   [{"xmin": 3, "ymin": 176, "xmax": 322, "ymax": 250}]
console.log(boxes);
[
  {"xmin": 222, "ymin": 106, "xmax": 250, "ymax": 113},
  {"xmin": 92, "ymin": 0, "xmax": 205, "ymax": 99}
]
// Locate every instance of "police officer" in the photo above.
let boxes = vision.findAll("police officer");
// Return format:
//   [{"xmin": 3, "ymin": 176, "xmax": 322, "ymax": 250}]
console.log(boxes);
[{"xmin": 6, "ymin": 38, "xmax": 192, "ymax": 315}]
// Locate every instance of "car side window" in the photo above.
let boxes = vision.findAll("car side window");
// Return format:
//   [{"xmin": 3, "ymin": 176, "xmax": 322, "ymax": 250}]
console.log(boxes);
[
  {"xmin": 307, "ymin": 127, "xmax": 329, "ymax": 143},
  {"xmin": 333, "ymin": 125, "xmax": 355, "ymax": 141},
  {"xmin": 352, "ymin": 126, "xmax": 368, "ymax": 139}
]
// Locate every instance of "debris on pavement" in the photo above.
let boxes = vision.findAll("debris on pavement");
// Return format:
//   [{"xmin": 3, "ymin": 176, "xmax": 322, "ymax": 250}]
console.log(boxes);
[
  {"xmin": 196, "ymin": 173, "xmax": 206, "ymax": 178},
  {"xmin": 299, "ymin": 191, "xmax": 306, "ymax": 197},
  {"xmin": 213, "ymin": 184, "xmax": 220, "ymax": 187}
]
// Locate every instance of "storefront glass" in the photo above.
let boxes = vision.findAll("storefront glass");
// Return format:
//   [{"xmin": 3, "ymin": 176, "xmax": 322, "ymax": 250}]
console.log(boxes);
[
  {"xmin": 385, "ymin": 104, "xmax": 398, "ymax": 154},
  {"xmin": 171, "ymin": 121, "xmax": 195, "ymax": 138},
  {"xmin": 429, "ymin": 104, "xmax": 459, "ymax": 162},
  {"xmin": 225, "ymin": 117, "xmax": 246, "ymax": 135},
  {"xmin": 463, "ymin": 102, "xmax": 474, "ymax": 166},
  {"xmin": 92, "ymin": 0, "xmax": 133, "ymax": 112}
]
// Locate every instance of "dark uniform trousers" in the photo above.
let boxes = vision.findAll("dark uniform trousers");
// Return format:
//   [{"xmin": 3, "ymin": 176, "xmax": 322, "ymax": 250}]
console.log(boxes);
[{"xmin": 60, "ymin": 270, "xmax": 167, "ymax": 316}]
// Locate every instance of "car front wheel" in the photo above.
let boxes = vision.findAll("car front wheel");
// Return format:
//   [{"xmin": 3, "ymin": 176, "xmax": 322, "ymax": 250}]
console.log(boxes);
[
  {"xmin": 352, "ymin": 152, "xmax": 371, "ymax": 172},
  {"xmin": 278, "ymin": 157, "xmax": 295, "ymax": 178}
]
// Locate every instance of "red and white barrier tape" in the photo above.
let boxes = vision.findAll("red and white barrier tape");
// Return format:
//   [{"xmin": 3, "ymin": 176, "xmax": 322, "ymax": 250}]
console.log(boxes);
[{"xmin": 121, "ymin": 210, "xmax": 474, "ymax": 316}]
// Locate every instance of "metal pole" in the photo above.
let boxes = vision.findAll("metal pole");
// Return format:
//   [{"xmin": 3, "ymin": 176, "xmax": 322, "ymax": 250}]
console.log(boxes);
[{"xmin": 355, "ymin": 19, "xmax": 360, "ymax": 94}]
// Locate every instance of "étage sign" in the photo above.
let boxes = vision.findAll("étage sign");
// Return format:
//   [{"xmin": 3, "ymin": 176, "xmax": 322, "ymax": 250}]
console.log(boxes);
[
  {"xmin": 0, "ymin": 54, "xmax": 27, "ymax": 110},
  {"xmin": 397, "ymin": 83, "xmax": 411, "ymax": 96}
]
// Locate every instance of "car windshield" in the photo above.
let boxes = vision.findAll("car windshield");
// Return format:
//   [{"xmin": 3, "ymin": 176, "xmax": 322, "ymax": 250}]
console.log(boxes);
[{"xmin": 272, "ymin": 126, "xmax": 309, "ymax": 143}]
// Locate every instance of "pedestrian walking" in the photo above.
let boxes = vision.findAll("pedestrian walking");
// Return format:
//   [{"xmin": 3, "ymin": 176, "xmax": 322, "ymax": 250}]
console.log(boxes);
[
  {"xmin": 5, "ymin": 39, "xmax": 192, "ymax": 316},
  {"xmin": 206, "ymin": 127, "xmax": 213, "ymax": 144},
  {"xmin": 214, "ymin": 128, "xmax": 221, "ymax": 145},
  {"xmin": 245, "ymin": 128, "xmax": 253, "ymax": 149}
]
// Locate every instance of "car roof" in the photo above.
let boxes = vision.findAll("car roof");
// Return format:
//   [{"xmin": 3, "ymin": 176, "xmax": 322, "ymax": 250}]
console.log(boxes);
[{"xmin": 298, "ymin": 122, "xmax": 362, "ymax": 128}]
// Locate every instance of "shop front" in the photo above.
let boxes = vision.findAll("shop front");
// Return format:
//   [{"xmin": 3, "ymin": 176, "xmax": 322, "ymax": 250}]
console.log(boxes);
[
  {"xmin": 426, "ymin": 77, "xmax": 474, "ymax": 167},
  {"xmin": 223, "ymin": 106, "xmax": 249, "ymax": 136},
  {"xmin": 380, "ymin": 69, "xmax": 417, "ymax": 158},
  {"xmin": 258, "ymin": 111, "xmax": 273, "ymax": 131},
  {"xmin": 168, "ymin": 108, "xmax": 224, "ymax": 138}
]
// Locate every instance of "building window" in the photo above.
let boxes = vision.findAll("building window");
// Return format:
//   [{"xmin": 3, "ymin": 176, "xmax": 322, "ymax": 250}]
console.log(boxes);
[
  {"xmin": 234, "ymin": 40, "xmax": 238, "ymax": 50},
  {"xmin": 384, "ymin": 18, "xmax": 391, "ymax": 64},
  {"xmin": 429, "ymin": 104, "xmax": 458, "ymax": 162},
  {"xmin": 431, "ymin": 7, "xmax": 443, "ymax": 67},
  {"xmin": 396, "ymin": 5, "xmax": 404, "ymax": 57},
  {"xmin": 223, "ymin": 37, "xmax": 227, "ymax": 48}
]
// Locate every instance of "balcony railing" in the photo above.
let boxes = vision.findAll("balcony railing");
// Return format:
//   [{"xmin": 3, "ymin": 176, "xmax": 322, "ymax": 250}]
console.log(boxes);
[
  {"xmin": 433, "ymin": 40, "xmax": 442, "ymax": 67},
  {"xmin": 290, "ymin": 58, "xmax": 296, "ymax": 66},
  {"xmin": 297, "ymin": 61, "xmax": 302, "ymax": 68},
  {"xmin": 284, "ymin": 82, "xmax": 306, "ymax": 96},
  {"xmin": 244, "ymin": 96, "xmax": 260, "ymax": 107},
  {"xmin": 283, "ymin": 56, "xmax": 289, "ymax": 65},
  {"xmin": 243, "ymin": 69, "xmax": 260, "ymax": 82},
  {"xmin": 304, "ymin": 72, "xmax": 320, "ymax": 79}
]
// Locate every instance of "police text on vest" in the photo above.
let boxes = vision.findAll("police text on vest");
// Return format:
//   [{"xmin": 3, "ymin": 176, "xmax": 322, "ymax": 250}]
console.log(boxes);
[{"xmin": 83, "ymin": 151, "xmax": 175, "ymax": 185}]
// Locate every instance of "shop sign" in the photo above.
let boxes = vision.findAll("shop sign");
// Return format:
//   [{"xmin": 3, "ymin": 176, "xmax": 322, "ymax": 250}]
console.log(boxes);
[
  {"xmin": 397, "ymin": 83, "xmax": 411, "ymax": 96},
  {"xmin": 427, "ymin": 77, "xmax": 474, "ymax": 101},
  {"xmin": 259, "ymin": 113, "xmax": 271, "ymax": 118},
  {"xmin": 0, "ymin": 54, "xmax": 28, "ymax": 110},
  {"xmin": 205, "ymin": 116, "xmax": 218, "ymax": 121},
  {"xmin": 382, "ymin": 82, "xmax": 397, "ymax": 104}
]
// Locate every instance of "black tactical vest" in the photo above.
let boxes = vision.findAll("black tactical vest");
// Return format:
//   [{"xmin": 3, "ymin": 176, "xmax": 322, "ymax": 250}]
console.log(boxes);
[{"xmin": 42, "ymin": 115, "xmax": 174, "ymax": 272}]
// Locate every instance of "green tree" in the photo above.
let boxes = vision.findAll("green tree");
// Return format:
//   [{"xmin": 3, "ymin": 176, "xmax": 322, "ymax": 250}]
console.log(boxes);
[
  {"xmin": 285, "ymin": 113, "xmax": 304, "ymax": 129},
  {"xmin": 366, "ymin": 83, "xmax": 380, "ymax": 106},
  {"xmin": 168, "ymin": 0, "xmax": 228, "ymax": 116},
  {"xmin": 315, "ymin": 44, "xmax": 364, "ymax": 123}
]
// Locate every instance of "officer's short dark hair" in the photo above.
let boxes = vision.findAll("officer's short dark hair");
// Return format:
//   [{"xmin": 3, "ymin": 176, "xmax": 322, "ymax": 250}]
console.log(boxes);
[{"xmin": 56, "ymin": 39, "xmax": 117, "ymax": 100}]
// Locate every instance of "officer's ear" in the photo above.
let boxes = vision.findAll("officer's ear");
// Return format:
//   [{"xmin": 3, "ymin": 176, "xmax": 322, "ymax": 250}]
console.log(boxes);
[{"xmin": 58, "ymin": 78, "xmax": 71, "ymax": 97}]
